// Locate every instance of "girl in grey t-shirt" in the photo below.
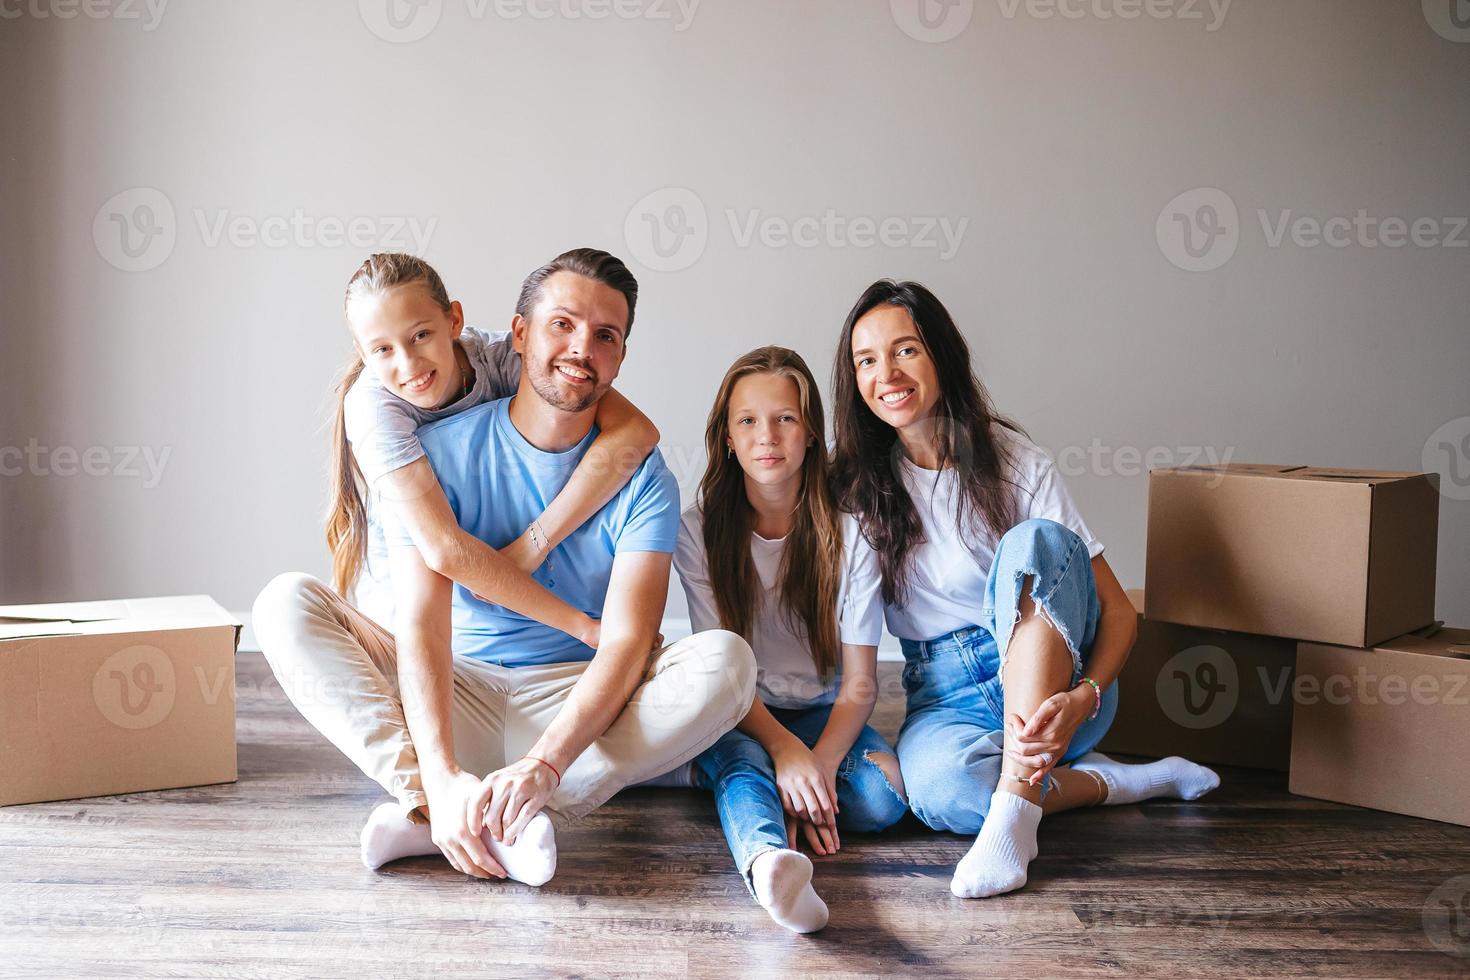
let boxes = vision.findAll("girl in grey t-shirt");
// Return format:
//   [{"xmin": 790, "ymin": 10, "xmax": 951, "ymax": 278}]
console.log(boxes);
[{"xmin": 327, "ymin": 253, "xmax": 659, "ymax": 641}]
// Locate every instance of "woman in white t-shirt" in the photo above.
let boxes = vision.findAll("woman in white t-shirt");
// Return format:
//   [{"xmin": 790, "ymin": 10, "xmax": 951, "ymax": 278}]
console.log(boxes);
[
  {"xmin": 830, "ymin": 280, "xmax": 1219, "ymax": 900},
  {"xmin": 675, "ymin": 346, "xmax": 908, "ymax": 935}
]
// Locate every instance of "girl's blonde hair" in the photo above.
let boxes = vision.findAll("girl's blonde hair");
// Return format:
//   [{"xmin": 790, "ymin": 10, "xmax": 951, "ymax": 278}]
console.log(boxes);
[
  {"xmin": 698, "ymin": 346, "xmax": 844, "ymax": 676},
  {"xmin": 326, "ymin": 253, "xmax": 452, "ymax": 598}
]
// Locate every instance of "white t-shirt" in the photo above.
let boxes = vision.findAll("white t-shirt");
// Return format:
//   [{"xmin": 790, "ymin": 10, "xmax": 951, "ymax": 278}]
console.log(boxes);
[
  {"xmin": 674, "ymin": 506, "xmax": 885, "ymax": 709},
  {"xmin": 341, "ymin": 326, "xmax": 522, "ymax": 625},
  {"xmin": 882, "ymin": 427, "xmax": 1104, "ymax": 642}
]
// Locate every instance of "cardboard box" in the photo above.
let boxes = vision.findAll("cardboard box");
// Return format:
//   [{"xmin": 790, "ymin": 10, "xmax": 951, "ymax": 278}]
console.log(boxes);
[
  {"xmin": 1097, "ymin": 590, "xmax": 1297, "ymax": 770},
  {"xmin": 1290, "ymin": 626, "xmax": 1470, "ymax": 827},
  {"xmin": 0, "ymin": 595, "xmax": 240, "ymax": 806},
  {"xmin": 1145, "ymin": 464, "xmax": 1439, "ymax": 647}
]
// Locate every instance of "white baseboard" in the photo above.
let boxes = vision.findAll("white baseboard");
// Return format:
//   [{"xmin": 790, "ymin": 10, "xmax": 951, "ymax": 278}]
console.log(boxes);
[{"xmin": 234, "ymin": 611, "xmax": 905, "ymax": 662}]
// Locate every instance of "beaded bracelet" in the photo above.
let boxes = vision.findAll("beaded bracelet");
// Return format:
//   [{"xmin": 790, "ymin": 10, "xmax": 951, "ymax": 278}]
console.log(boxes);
[{"xmin": 1079, "ymin": 676, "xmax": 1102, "ymax": 720}]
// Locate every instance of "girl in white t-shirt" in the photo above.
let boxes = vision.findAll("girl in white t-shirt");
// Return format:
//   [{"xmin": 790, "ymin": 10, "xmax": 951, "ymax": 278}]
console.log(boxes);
[
  {"xmin": 323, "ymin": 252, "xmax": 658, "ymax": 640},
  {"xmin": 675, "ymin": 346, "xmax": 908, "ymax": 935},
  {"xmin": 830, "ymin": 279, "xmax": 1219, "ymax": 900}
]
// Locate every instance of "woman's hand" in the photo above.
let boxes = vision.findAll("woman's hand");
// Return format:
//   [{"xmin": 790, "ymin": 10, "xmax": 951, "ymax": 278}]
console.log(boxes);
[
  {"xmin": 770, "ymin": 740, "xmax": 838, "ymax": 832},
  {"xmin": 1005, "ymin": 684, "xmax": 1095, "ymax": 785}
]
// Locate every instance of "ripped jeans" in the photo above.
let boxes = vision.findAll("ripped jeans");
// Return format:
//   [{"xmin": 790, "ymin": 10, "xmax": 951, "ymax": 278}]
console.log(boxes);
[
  {"xmin": 896, "ymin": 518, "xmax": 1120, "ymax": 834},
  {"xmin": 695, "ymin": 703, "xmax": 908, "ymax": 890}
]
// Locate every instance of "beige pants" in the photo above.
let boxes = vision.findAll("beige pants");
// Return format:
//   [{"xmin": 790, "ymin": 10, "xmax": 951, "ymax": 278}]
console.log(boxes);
[{"xmin": 251, "ymin": 572, "xmax": 756, "ymax": 823}]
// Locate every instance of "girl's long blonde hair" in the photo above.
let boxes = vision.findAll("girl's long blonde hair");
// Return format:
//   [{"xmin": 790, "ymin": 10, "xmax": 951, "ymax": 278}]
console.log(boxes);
[
  {"xmin": 326, "ymin": 253, "xmax": 452, "ymax": 598},
  {"xmin": 698, "ymin": 346, "xmax": 844, "ymax": 676}
]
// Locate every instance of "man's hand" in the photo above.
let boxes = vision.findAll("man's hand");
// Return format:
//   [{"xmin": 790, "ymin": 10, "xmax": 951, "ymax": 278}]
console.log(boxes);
[
  {"xmin": 422, "ymin": 769, "xmax": 507, "ymax": 879},
  {"xmin": 471, "ymin": 757, "xmax": 560, "ymax": 845}
]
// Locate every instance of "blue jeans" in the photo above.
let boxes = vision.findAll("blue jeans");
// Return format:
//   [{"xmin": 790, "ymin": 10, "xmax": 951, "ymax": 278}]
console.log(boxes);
[
  {"xmin": 695, "ymin": 703, "xmax": 908, "ymax": 889},
  {"xmin": 896, "ymin": 518, "xmax": 1120, "ymax": 834}
]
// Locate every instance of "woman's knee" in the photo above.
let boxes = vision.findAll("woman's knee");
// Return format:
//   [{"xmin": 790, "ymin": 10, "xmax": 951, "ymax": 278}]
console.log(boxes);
[{"xmin": 996, "ymin": 518, "xmax": 1081, "ymax": 566}]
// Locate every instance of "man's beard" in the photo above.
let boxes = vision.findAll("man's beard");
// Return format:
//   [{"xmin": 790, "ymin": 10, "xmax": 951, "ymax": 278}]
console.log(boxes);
[{"xmin": 528, "ymin": 355, "xmax": 605, "ymax": 413}]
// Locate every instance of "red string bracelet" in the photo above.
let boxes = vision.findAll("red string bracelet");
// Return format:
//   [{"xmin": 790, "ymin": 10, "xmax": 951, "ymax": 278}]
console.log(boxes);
[{"xmin": 526, "ymin": 755, "xmax": 561, "ymax": 785}]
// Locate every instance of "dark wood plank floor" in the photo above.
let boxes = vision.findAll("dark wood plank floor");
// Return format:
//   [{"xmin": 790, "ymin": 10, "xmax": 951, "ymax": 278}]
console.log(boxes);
[{"xmin": 4, "ymin": 653, "xmax": 1470, "ymax": 978}]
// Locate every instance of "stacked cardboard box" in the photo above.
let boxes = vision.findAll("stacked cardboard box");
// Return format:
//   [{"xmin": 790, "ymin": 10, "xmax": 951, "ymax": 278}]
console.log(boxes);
[
  {"xmin": 0, "ymin": 596, "xmax": 240, "ymax": 806},
  {"xmin": 1100, "ymin": 464, "xmax": 1466, "ymax": 827}
]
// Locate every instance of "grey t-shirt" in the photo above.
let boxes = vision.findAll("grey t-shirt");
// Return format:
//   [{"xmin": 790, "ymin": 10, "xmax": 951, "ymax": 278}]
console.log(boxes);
[{"xmin": 342, "ymin": 326, "xmax": 521, "ymax": 625}]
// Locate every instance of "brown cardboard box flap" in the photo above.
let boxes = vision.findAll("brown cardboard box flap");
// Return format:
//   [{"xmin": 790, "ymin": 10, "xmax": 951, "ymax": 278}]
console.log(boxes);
[{"xmin": 0, "ymin": 596, "xmax": 241, "ymax": 644}]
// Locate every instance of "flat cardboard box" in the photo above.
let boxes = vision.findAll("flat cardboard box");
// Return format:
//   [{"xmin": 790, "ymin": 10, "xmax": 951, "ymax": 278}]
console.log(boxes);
[
  {"xmin": 1145, "ymin": 464, "xmax": 1439, "ymax": 647},
  {"xmin": 1097, "ymin": 590, "xmax": 1297, "ymax": 770},
  {"xmin": 1290, "ymin": 626, "xmax": 1470, "ymax": 827},
  {"xmin": 0, "ymin": 595, "xmax": 240, "ymax": 806}
]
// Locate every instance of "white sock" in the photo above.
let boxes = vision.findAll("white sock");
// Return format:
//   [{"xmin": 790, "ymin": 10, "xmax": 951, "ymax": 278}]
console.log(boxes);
[
  {"xmin": 631, "ymin": 761, "xmax": 698, "ymax": 789},
  {"xmin": 1070, "ymin": 752, "xmax": 1220, "ymax": 805},
  {"xmin": 489, "ymin": 812, "xmax": 558, "ymax": 887},
  {"xmin": 360, "ymin": 802, "xmax": 438, "ymax": 870},
  {"xmin": 749, "ymin": 849, "xmax": 828, "ymax": 933},
  {"xmin": 359, "ymin": 802, "xmax": 558, "ymax": 886},
  {"xmin": 951, "ymin": 790, "xmax": 1042, "ymax": 899}
]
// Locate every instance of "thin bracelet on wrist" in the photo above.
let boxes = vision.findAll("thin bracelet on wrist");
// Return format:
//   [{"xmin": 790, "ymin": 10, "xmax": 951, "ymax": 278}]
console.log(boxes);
[{"xmin": 526, "ymin": 755, "xmax": 561, "ymax": 785}]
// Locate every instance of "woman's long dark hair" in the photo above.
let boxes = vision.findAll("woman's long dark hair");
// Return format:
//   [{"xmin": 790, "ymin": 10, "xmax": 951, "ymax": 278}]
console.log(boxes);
[{"xmin": 830, "ymin": 280, "xmax": 1027, "ymax": 606}]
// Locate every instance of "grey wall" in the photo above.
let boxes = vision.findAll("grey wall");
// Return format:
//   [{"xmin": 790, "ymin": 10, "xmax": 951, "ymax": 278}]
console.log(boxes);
[{"xmin": 2, "ymin": 0, "xmax": 1467, "ymax": 629}]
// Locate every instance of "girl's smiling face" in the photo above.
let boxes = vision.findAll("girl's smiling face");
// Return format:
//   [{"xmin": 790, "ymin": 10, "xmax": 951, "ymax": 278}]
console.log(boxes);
[{"xmin": 347, "ymin": 282, "xmax": 467, "ymax": 410}]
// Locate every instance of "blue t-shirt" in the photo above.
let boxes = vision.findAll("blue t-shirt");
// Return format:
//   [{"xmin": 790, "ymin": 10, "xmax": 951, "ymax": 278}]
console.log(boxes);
[{"xmin": 387, "ymin": 396, "xmax": 680, "ymax": 667}]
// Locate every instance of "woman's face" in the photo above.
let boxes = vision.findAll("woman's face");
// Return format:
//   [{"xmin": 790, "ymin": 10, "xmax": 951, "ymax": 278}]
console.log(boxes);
[
  {"xmin": 726, "ymin": 372, "xmax": 811, "ymax": 491},
  {"xmin": 347, "ymin": 282, "xmax": 466, "ymax": 410},
  {"xmin": 849, "ymin": 304, "xmax": 940, "ymax": 433}
]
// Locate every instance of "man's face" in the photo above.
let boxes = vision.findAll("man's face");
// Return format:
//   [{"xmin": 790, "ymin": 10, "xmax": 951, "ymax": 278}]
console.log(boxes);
[{"xmin": 514, "ymin": 270, "xmax": 628, "ymax": 413}]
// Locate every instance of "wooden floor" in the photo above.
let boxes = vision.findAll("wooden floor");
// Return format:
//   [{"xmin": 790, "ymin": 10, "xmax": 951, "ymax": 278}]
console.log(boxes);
[{"xmin": 4, "ymin": 653, "xmax": 1470, "ymax": 978}]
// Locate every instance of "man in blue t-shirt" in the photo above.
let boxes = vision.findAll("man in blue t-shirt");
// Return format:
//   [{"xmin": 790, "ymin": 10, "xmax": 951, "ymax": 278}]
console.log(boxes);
[{"xmin": 252, "ymin": 249, "xmax": 755, "ymax": 885}]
